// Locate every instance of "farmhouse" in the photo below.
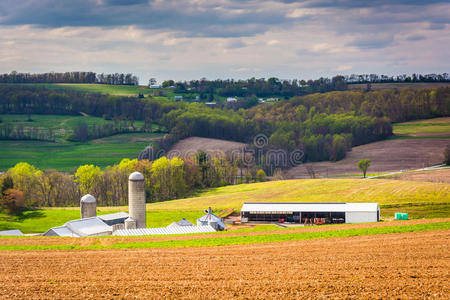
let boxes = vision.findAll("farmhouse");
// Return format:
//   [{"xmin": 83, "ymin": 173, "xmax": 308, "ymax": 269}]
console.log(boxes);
[
  {"xmin": 227, "ymin": 97, "xmax": 237, "ymax": 103},
  {"xmin": 240, "ymin": 202, "xmax": 380, "ymax": 224}
]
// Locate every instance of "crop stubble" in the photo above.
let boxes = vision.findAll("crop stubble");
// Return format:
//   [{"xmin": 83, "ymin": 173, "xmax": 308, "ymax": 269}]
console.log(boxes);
[{"xmin": 0, "ymin": 229, "xmax": 448, "ymax": 299}]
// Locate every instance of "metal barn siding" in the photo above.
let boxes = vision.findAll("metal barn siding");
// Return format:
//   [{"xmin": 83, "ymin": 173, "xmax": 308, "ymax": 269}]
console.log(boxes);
[
  {"xmin": 241, "ymin": 202, "xmax": 380, "ymax": 224},
  {"xmin": 345, "ymin": 211, "xmax": 378, "ymax": 223},
  {"xmin": 113, "ymin": 225, "xmax": 216, "ymax": 236}
]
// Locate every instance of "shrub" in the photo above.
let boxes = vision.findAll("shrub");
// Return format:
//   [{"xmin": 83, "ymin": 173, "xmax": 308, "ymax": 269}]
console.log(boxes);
[
  {"xmin": 444, "ymin": 145, "xmax": 450, "ymax": 165},
  {"xmin": 0, "ymin": 189, "xmax": 25, "ymax": 215},
  {"xmin": 256, "ymin": 169, "xmax": 267, "ymax": 182}
]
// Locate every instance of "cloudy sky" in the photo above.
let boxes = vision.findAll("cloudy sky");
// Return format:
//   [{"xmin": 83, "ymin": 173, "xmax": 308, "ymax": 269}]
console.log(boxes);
[{"xmin": 0, "ymin": 0, "xmax": 449, "ymax": 83}]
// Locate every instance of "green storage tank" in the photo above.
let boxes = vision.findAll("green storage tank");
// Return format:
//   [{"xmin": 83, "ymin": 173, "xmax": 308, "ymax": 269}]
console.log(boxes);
[{"xmin": 395, "ymin": 212, "xmax": 408, "ymax": 220}]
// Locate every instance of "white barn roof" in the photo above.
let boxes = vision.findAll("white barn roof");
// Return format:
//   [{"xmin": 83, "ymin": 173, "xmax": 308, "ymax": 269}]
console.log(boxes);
[
  {"xmin": 97, "ymin": 212, "xmax": 129, "ymax": 222},
  {"xmin": 65, "ymin": 217, "xmax": 112, "ymax": 237},
  {"xmin": 43, "ymin": 226, "xmax": 80, "ymax": 237},
  {"xmin": 0, "ymin": 229, "xmax": 24, "ymax": 236},
  {"xmin": 241, "ymin": 202, "xmax": 379, "ymax": 213},
  {"xmin": 167, "ymin": 218, "xmax": 195, "ymax": 227},
  {"xmin": 113, "ymin": 225, "xmax": 216, "ymax": 236}
]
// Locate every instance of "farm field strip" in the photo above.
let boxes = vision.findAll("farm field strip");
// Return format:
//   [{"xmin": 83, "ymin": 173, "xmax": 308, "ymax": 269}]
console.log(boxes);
[
  {"xmin": 0, "ymin": 230, "xmax": 448, "ymax": 298},
  {"xmin": 0, "ymin": 219, "xmax": 448, "ymax": 251}
]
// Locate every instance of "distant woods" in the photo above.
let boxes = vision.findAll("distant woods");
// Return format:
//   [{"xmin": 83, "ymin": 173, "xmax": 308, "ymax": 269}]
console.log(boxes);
[
  {"xmin": 0, "ymin": 71, "xmax": 139, "ymax": 85},
  {"xmin": 0, "ymin": 85, "xmax": 449, "ymax": 168}
]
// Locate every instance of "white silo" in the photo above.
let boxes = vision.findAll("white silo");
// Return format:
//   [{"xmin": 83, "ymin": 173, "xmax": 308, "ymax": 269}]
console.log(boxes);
[
  {"xmin": 80, "ymin": 194, "xmax": 96, "ymax": 219},
  {"xmin": 128, "ymin": 172, "xmax": 146, "ymax": 228}
]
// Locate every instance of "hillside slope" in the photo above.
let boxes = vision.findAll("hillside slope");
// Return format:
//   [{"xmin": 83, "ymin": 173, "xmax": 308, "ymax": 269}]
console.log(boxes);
[
  {"xmin": 147, "ymin": 178, "xmax": 450, "ymax": 211},
  {"xmin": 286, "ymin": 138, "xmax": 449, "ymax": 178}
]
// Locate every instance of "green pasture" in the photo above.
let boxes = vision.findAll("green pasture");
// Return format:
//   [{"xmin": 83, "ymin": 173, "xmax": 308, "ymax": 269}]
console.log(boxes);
[
  {"xmin": 0, "ymin": 114, "xmax": 163, "ymax": 140},
  {"xmin": 0, "ymin": 138, "xmax": 160, "ymax": 171},
  {"xmin": 393, "ymin": 117, "xmax": 450, "ymax": 137}
]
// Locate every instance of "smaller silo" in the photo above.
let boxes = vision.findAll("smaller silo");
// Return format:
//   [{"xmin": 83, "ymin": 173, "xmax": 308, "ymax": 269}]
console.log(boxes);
[
  {"xmin": 80, "ymin": 194, "xmax": 97, "ymax": 219},
  {"xmin": 125, "ymin": 217, "xmax": 137, "ymax": 230},
  {"xmin": 128, "ymin": 172, "xmax": 146, "ymax": 228}
]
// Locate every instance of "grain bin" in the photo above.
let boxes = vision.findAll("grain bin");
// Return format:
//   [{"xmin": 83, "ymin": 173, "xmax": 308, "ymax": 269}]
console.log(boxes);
[
  {"xmin": 80, "ymin": 194, "xmax": 97, "ymax": 219},
  {"xmin": 128, "ymin": 172, "xmax": 146, "ymax": 228}
]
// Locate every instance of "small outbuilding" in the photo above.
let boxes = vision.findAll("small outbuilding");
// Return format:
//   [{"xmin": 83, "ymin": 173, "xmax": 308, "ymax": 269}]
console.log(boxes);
[
  {"xmin": 197, "ymin": 208, "xmax": 226, "ymax": 230},
  {"xmin": 240, "ymin": 202, "xmax": 380, "ymax": 224},
  {"xmin": 0, "ymin": 229, "xmax": 24, "ymax": 236},
  {"xmin": 167, "ymin": 218, "xmax": 195, "ymax": 227}
]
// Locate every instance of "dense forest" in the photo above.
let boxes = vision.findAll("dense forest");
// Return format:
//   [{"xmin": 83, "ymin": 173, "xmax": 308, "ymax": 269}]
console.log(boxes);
[
  {"xmin": 1, "ymin": 85, "xmax": 449, "ymax": 172},
  {"xmin": 0, "ymin": 71, "xmax": 139, "ymax": 85}
]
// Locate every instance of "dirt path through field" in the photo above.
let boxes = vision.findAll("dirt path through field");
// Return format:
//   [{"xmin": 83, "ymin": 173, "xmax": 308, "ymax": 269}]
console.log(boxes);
[
  {"xmin": 0, "ymin": 229, "xmax": 448, "ymax": 299},
  {"xmin": 0, "ymin": 218, "xmax": 447, "ymax": 247}
]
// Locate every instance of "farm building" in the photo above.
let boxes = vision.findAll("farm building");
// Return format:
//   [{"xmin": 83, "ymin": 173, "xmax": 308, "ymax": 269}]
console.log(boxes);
[
  {"xmin": 43, "ymin": 213, "xmax": 127, "ymax": 237},
  {"xmin": 113, "ymin": 225, "xmax": 216, "ymax": 236},
  {"xmin": 0, "ymin": 229, "xmax": 24, "ymax": 236},
  {"xmin": 167, "ymin": 218, "xmax": 195, "ymax": 227},
  {"xmin": 227, "ymin": 97, "xmax": 237, "ymax": 103},
  {"xmin": 240, "ymin": 202, "xmax": 380, "ymax": 224},
  {"xmin": 41, "ymin": 172, "xmax": 224, "ymax": 237},
  {"xmin": 197, "ymin": 207, "xmax": 226, "ymax": 230},
  {"xmin": 174, "ymin": 95, "xmax": 183, "ymax": 101}
]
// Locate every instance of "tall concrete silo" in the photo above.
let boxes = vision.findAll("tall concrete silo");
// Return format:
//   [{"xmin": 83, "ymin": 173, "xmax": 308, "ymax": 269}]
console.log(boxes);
[
  {"xmin": 80, "ymin": 194, "xmax": 96, "ymax": 219},
  {"xmin": 128, "ymin": 172, "xmax": 146, "ymax": 228}
]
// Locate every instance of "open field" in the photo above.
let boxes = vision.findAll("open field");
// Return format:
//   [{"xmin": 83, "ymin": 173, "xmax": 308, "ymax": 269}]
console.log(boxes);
[
  {"xmin": 0, "ymin": 114, "xmax": 165, "ymax": 170},
  {"xmin": 0, "ymin": 227, "xmax": 448, "ymax": 298},
  {"xmin": 3, "ymin": 83, "xmax": 199, "ymax": 100},
  {"xmin": 287, "ymin": 138, "xmax": 449, "ymax": 178},
  {"xmin": 0, "ymin": 114, "xmax": 162, "ymax": 140},
  {"xmin": 169, "ymin": 137, "xmax": 246, "ymax": 158},
  {"xmin": 387, "ymin": 168, "xmax": 450, "ymax": 184},
  {"xmin": 147, "ymin": 179, "xmax": 450, "ymax": 210},
  {"xmin": 393, "ymin": 117, "xmax": 450, "ymax": 137},
  {"xmin": 1, "ymin": 178, "xmax": 448, "ymax": 233},
  {"xmin": 348, "ymin": 82, "xmax": 450, "ymax": 90},
  {"xmin": 0, "ymin": 139, "xmax": 161, "ymax": 171}
]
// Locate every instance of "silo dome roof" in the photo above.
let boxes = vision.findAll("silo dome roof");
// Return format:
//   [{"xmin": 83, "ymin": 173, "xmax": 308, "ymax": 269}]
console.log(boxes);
[
  {"xmin": 81, "ymin": 194, "xmax": 96, "ymax": 203},
  {"xmin": 129, "ymin": 171, "xmax": 144, "ymax": 181}
]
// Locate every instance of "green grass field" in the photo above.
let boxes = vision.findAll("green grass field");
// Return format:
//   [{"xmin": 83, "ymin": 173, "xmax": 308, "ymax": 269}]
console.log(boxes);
[
  {"xmin": 0, "ymin": 114, "xmax": 165, "ymax": 170},
  {"xmin": 5, "ymin": 83, "xmax": 201, "ymax": 101},
  {"xmin": 1, "ymin": 178, "xmax": 448, "ymax": 233},
  {"xmin": 0, "ymin": 139, "xmax": 161, "ymax": 171},
  {"xmin": 0, "ymin": 221, "xmax": 448, "ymax": 251},
  {"xmin": 392, "ymin": 117, "xmax": 450, "ymax": 137},
  {"xmin": 0, "ymin": 114, "xmax": 163, "ymax": 140}
]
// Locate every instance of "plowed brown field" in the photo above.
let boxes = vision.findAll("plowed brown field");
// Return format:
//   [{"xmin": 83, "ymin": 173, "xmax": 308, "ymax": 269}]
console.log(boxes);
[{"xmin": 0, "ymin": 229, "xmax": 449, "ymax": 299}]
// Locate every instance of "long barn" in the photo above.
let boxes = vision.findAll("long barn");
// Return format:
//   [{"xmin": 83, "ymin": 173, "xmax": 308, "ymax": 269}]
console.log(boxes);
[{"xmin": 240, "ymin": 202, "xmax": 380, "ymax": 224}]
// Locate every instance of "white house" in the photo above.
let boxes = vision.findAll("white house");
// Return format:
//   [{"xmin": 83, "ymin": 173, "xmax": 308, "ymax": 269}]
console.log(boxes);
[{"xmin": 227, "ymin": 97, "xmax": 238, "ymax": 103}]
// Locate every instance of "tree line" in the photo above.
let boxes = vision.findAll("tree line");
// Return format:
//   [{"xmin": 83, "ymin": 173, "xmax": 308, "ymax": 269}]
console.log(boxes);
[
  {"xmin": 0, "ymin": 156, "xmax": 268, "ymax": 209},
  {"xmin": 168, "ymin": 76, "xmax": 348, "ymax": 98},
  {"xmin": 0, "ymin": 71, "xmax": 139, "ymax": 85}
]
